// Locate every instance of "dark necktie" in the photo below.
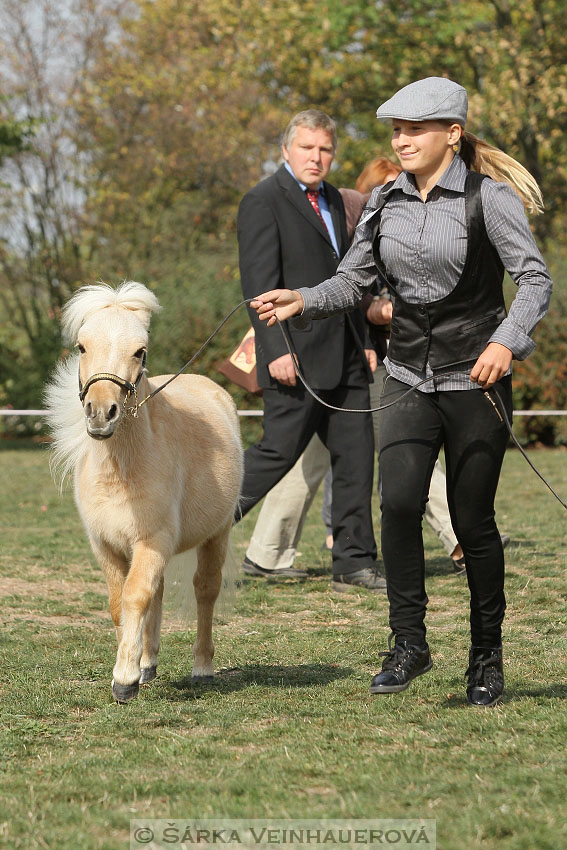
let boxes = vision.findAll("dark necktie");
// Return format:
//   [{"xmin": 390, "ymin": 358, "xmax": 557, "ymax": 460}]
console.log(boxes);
[{"xmin": 306, "ymin": 189, "xmax": 329, "ymax": 234}]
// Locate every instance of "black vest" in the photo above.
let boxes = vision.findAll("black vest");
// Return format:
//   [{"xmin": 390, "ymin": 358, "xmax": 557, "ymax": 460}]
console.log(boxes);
[{"xmin": 372, "ymin": 171, "xmax": 506, "ymax": 372}]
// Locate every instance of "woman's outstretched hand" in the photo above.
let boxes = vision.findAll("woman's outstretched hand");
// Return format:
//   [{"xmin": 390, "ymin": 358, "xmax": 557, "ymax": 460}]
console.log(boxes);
[{"xmin": 250, "ymin": 290, "xmax": 304, "ymax": 327}]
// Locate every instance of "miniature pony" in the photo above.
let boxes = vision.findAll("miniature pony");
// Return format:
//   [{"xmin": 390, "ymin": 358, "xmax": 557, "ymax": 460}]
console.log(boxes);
[{"xmin": 45, "ymin": 281, "xmax": 243, "ymax": 702}]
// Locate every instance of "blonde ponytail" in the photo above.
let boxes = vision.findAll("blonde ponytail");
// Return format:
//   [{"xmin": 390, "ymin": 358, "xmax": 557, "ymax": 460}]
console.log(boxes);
[{"xmin": 460, "ymin": 131, "xmax": 544, "ymax": 215}]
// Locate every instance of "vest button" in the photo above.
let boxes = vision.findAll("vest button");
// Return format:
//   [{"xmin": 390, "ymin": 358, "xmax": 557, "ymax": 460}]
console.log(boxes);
[{"xmin": 423, "ymin": 329, "xmax": 430, "ymax": 336}]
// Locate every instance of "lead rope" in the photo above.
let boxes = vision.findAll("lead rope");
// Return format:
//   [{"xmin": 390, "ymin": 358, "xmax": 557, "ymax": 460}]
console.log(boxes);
[
  {"xmin": 135, "ymin": 299, "xmax": 254, "ymax": 410},
  {"xmin": 485, "ymin": 385, "xmax": 567, "ymax": 510},
  {"xmin": 136, "ymin": 298, "xmax": 566, "ymax": 510}
]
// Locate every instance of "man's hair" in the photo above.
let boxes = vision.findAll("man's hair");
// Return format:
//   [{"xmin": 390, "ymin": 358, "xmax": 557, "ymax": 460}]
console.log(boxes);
[{"xmin": 282, "ymin": 110, "xmax": 337, "ymax": 152}]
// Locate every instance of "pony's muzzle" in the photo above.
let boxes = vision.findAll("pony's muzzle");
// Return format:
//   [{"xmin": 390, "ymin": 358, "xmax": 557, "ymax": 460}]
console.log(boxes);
[{"xmin": 84, "ymin": 390, "xmax": 122, "ymax": 438}]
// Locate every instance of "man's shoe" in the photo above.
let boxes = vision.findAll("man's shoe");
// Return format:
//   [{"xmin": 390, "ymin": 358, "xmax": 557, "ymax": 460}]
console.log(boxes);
[
  {"xmin": 370, "ymin": 633, "xmax": 433, "ymax": 694},
  {"xmin": 452, "ymin": 534, "xmax": 511, "ymax": 575},
  {"xmin": 451, "ymin": 555, "xmax": 467, "ymax": 575},
  {"xmin": 242, "ymin": 557, "xmax": 308, "ymax": 579},
  {"xmin": 332, "ymin": 565, "xmax": 387, "ymax": 593},
  {"xmin": 466, "ymin": 645, "xmax": 504, "ymax": 707}
]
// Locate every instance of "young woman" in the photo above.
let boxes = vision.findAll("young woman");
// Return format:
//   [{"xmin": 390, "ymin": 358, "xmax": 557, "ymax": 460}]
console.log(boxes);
[{"xmin": 250, "ymin": 77, "xmax": 552, "ymax": 706}]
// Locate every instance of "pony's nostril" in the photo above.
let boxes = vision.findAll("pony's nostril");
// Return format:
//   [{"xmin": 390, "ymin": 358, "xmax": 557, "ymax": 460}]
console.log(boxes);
[
  {"xmin": 107, "ymin": 404, "xmax": 118, "ymax": 421},
  {"xmin": 85, "ymin": 402, "xmax": 93, "ymax": 418}
]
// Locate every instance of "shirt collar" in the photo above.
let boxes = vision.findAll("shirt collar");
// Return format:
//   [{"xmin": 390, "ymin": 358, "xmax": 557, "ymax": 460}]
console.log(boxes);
[
  {"xmin": 383, "ymin": 154, "xmax": 466, "ymax": 198},
  {"xmin": 436, "ymin": 155, "xmax": 466, "ymax": 192},
  {"xmin": 284, "ymin": 161, "xmax": 325, "ymax": 194}
]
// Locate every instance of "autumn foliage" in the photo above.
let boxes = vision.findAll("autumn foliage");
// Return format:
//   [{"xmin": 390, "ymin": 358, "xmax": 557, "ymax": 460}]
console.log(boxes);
[{"xmin": 0, "ymin": 0, "xmax": 566, "ymax": 442}]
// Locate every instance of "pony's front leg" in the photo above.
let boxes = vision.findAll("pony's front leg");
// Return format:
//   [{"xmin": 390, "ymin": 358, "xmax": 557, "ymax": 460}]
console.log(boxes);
[
  {"xmin": 112, "ymin": 543, "xmax": 167, "ymax": 703},
  {"xmin": 139, "ymin": 575, "xmax": 164, "ymax": 685},
  {"xmin": 192, "ymin": 528, "xmax": 229, "ymax": 681},
  {"xmin": 91, "ymin": 538, "xmax": 129, "ymax": 645}
]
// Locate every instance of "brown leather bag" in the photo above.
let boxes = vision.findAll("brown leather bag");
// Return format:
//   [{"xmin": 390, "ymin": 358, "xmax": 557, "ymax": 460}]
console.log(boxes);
[{"xmin": 218, "ymin": 327, "xmax": 262, "ymax": 395}]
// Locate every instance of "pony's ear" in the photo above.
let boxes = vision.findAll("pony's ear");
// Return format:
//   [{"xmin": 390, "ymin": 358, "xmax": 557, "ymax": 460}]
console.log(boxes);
[
  {"xmin": 133, "ymin": 307, "xmax": 154, "ymax": 331},
  {"xmin": 115, "ymin": 280, "xmax": 162, "ymax": 331},
  {"xmin": 116, "ymin": 281, "xmax": 162, "ymax": 328}
]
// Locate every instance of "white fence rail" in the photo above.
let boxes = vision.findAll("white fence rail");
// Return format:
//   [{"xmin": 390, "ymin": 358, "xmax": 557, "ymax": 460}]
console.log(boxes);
[{"xmin": 0, "ymin": 409, "xmax": 565, "ymax": 418}]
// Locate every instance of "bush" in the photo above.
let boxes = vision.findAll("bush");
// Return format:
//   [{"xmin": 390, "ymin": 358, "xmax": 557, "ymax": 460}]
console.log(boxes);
[{"xmin": 511, "ymin": 251, "xmax": 567, "ymax": 446}]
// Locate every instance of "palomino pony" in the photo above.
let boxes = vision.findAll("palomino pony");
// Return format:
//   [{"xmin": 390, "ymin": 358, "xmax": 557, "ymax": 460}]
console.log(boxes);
[{"xmin": 45, "ymin": 281, "xmax": 243, "ymax": 703}]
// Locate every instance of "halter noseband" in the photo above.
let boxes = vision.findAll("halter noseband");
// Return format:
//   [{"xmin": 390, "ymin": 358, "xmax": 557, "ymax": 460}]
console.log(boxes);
[{"xmin": 78, "ymin": 352, "xmax": 147, "ymax": 418}]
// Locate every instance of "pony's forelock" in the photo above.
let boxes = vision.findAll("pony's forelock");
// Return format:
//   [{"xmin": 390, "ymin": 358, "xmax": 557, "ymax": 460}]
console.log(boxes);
[{"xmin": 62, "ymin": 281, "xmax": 162, "ymax": 344}]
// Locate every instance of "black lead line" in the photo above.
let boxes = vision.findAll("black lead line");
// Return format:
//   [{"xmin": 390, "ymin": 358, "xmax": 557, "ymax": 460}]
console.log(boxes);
[{"xmin": 140, "ymin": 297, "xmax": 566, "ymax": 511}]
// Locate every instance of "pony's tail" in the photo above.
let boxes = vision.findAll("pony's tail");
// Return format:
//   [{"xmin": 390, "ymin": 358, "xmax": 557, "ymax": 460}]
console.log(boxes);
[
  {"xmin": 460, "ymin": 131, "xmax": 544, "ymax": 215},
  {"xmin": 164, "ymin": 542, "xmax": 238, "ymax": 627}
]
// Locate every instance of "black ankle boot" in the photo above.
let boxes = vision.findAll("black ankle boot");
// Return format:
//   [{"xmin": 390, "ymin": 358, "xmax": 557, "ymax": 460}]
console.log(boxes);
[
  {"xmin": 370, "ymin": 632, "xmax": 432, "ymax": 694},
  {"xmin": 466, "ymin": 645, "xmax": 504, "ymax": 707}
]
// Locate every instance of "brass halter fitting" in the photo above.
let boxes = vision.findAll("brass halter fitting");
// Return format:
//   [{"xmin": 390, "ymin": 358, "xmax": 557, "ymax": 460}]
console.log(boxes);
[{"xmin": 123, "ymin": 384, "xmax": 139, "ymax": 418}]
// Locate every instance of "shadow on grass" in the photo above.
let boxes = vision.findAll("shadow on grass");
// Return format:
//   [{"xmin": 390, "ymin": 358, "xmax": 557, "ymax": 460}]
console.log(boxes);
[
  {"xmin": 165, "ymin": 663, "xmax": 354, "ymax": 700},
  {"xmin": 424, "ymin": 557, "xmax": 453, "ymax": 577},
  {"xmin": 503, "ymin": 683, "xmax": 567, "ymax": 700},
  {"xmin": 444, "ymin": 682, "xmax": 567, "ymax": 708},
  {"xmin": 423, "ymin": 540, "xmax": 553, "ymax": 578}
]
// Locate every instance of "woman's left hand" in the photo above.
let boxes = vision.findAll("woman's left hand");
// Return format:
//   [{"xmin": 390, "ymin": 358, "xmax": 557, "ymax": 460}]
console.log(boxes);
[{"xmin": 470, "ymin": 342, "xmax": 513, "ymax": 389}]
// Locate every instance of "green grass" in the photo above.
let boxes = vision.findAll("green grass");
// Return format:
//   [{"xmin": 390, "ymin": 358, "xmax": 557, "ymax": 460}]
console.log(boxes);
[{"xmin": 0, "ymin": 442, "xmax": 566, "ymax": 850}]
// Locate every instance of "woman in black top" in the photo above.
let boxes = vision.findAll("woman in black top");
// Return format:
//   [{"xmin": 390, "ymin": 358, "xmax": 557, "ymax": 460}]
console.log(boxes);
[{"xmin": 250, "ymin": 77, "xmax": 552, "ymax": 707}]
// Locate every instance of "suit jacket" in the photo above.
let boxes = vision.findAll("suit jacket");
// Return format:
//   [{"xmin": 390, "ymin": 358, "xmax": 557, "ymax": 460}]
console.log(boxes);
[
  {"xmin": 237, "ymin": 164, "xmax": 370, "ymax": 390},
  {"xmin": 338, "ymin": 187, "xmax": 368, "ymax": 241}
]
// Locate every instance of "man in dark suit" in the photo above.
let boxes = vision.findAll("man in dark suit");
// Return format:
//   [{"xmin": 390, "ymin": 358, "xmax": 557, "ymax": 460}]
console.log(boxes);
[{"xmin": 236, "ymin": 110, "xmax": 384, "ymax": 591}]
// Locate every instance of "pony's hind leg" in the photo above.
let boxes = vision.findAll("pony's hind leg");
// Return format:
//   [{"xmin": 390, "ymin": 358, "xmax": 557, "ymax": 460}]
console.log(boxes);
[
  {"xmin": 139, "ymin": 575, "xmax": 164, "ymax": 684},
  {"xmin": 192, "ymin": 526, "xmax": 229, "ymax": 681},
  {"xmin": 112, "ymin": 543, "xmax": 168, "ymax": 703}
]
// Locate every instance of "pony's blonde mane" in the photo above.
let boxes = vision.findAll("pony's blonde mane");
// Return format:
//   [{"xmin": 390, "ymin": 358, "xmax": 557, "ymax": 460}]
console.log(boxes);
[
  {"xmin": 62, "ymin": 280, "xmax": 161, "ymax": 344},
  {"xmin": 44, "ymin": 353, "xmax": 90, "ymax": 488}
]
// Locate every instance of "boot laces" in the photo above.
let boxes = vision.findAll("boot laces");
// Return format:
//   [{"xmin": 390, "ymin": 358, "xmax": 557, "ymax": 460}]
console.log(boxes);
[
  {"xmin": 379, "ymin": 632, "xmax": 421, "ymax": 673},
  {"xmin": 466, "ymin": 651, "xmax": 502, "ymax": 687}
]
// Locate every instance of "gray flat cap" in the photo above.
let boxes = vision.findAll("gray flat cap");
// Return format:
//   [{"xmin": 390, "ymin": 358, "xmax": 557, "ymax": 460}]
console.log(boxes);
[{"xmin": 376, "ymin": 77, "xmax": 467, "ymax": 125}]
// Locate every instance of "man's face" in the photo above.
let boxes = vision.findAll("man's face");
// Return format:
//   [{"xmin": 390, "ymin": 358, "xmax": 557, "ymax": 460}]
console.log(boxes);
[{"xmin": 282, "ymin": 126, "xmax": 335, "ymax": 190}]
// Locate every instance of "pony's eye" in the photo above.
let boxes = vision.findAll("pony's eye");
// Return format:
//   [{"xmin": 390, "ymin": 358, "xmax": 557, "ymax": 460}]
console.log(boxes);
[
  {"xmin": 77, "ymin": 343, "xmax": 86, "ymax": 354},
  {"xmin": 133, "ymin": 348, "xmax": 146, "ymax": 360}
]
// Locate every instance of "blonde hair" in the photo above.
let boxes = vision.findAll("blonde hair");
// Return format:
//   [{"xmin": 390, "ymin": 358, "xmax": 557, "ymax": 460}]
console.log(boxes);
[{"xmin": 459, "ymin": 131, "xmax": 544, "ymax": 215}]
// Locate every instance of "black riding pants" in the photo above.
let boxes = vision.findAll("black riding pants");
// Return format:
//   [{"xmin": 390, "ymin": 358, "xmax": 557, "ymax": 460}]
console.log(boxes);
[{"xmin": 378, "ymin": 375, "xmax": 512, "ymax": 647}]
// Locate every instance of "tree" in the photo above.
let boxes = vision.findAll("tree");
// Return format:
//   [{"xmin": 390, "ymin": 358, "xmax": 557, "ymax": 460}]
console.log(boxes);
[
  {"xmin": 1, "ymin": 0, "xmax": 565, "ymax": 433},
  {"xmin": 246, "ymin": 0, "xmax": 567, "ymax": 240},
  {"xmin": 0, "ymin": 0, "xmax": 130, "ymax": 411}
]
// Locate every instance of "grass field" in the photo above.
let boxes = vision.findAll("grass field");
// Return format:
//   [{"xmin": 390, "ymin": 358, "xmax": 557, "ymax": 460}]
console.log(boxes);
[{"xmin": 1, "ymin": 441, "xmax": 566, "ymax": 850}]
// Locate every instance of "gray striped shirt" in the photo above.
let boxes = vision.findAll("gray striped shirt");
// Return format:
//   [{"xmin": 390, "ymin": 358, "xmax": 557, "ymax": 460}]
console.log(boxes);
[{"xmin": 299, "ymin": 156, "xmax": 552, "ymax": 391}]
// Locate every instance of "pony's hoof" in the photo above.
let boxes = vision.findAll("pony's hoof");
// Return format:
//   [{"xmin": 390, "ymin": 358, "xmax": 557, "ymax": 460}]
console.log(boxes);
[
  {"xmin": 112, "ymin": 679, "xmax": 140, "ymax": 703},
  {"xmin": 191, "ymin": 674, "xmax": 214, "ymax": 684},
  {"xmin": 139, "ymin": 665, "xmax": 157, "ymax": 684}
]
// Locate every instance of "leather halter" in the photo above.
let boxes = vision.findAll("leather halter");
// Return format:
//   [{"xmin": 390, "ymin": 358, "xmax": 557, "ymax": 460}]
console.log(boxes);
[{"xmin": 78, "ymin": 352, "xmax": 147, "ymax": 416}]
